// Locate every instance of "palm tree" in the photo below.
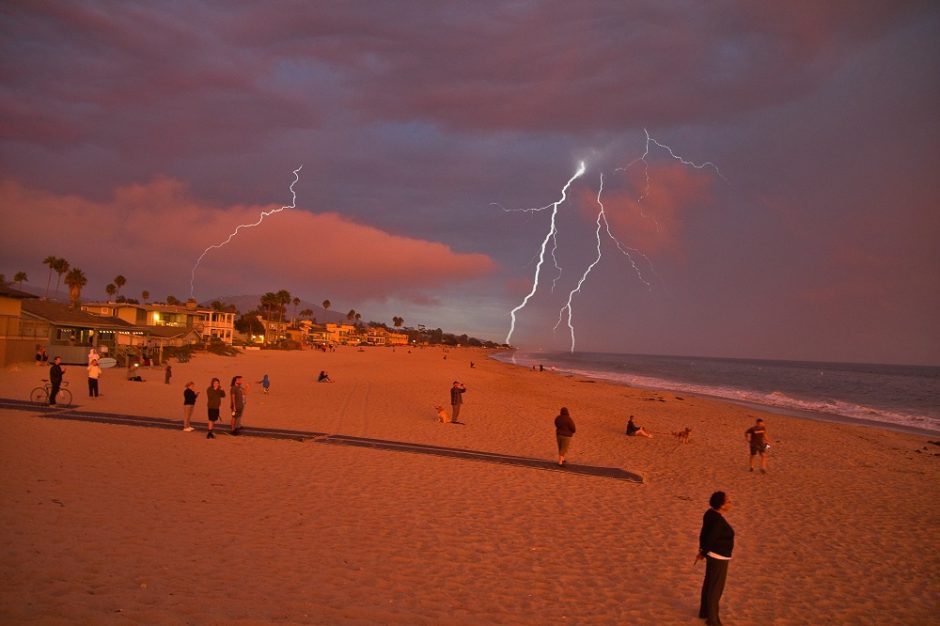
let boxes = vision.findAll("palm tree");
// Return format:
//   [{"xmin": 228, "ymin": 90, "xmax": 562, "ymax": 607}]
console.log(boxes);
[
  {"xmin": 43, "ymin": 255, "xmax": 58, "ymax": 298},
  {"xmin": 292, "ymin": 297, "xmax": 300, "ymax": 325},
  {"xmin": 300, "ymin": 308, "xmax": 313, "ymax": 319},
  {"xmin": 13, "ymin": 271, "xmax": 27, "ymax": 289},
  {"xmin": 322, "ymin": 299, "xmax": 331, "ymax": 313},
  {"xmin": 276, "ymin": 289, "xmax": 291, "ymax": 331},
  {"xmin": 113, "ymin": 275, "xmax": 126, "ymax": 296},
  {"xmin": 166, "ymin": 295, "xmax": 180, "ymax": 305},
  {"xmin": 64, "ymin": 267, "xmax": 87, "ymax": 309},
  {"xmin": 259, "ymin": 292, "xmax": 279, "ymax": 345},
  {"xmin": 354, "ymin": 312, "xmax": 361, "ymax": 326},
  {"xmin": 53, "ymin": 258, "xmax": 70, "ymax": 298},
  {"xmin": 142, "ymin": 290, "xmax": 150, "ymax": 302},
  {"xmin": 106, "ymin": 283, "xmax": 117, "ymax": 300},
  {"xmin": 346, "ymin": 309, "xmax": 356, "ymax": 324},
  {"xmin": 393, "ymin": 316, "xmax": 404, "ymax": 328}
]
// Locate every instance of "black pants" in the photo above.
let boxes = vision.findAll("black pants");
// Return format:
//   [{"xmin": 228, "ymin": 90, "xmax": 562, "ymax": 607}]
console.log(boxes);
[
  {"xmin": 50, "ymin": 382, "xmax": 61, "ymax": 405},
  {"xmin": 699, "ymin": 556, "xmax": 729, "ymax": 625},
  {"xmin": 88, "ymin": 378, "xmax": 99, "ymax": 397}
]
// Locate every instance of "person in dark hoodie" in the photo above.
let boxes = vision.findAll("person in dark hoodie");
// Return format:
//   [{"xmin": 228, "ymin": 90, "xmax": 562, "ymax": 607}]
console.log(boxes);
[
  {"xmin": 205, "ymin": 377, "xmax": 225, "ymax": 440},
  {"xmin": 695, "ymin": 491, "xmax": 735, "ymax": 626},
  {"xmin": 553, "ymin": 407, "xmax": 576, "ymax": 466}
]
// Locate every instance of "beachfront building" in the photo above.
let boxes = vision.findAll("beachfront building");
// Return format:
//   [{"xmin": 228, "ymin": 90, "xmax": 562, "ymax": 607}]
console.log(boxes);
[
  {"xmin": 323, "ymin": 323, "xmax": 359, "ymax": 346},
  {"xmin": 20, "ymin": 299, "xmax": 142, "ymax": 365},
  {"xmin": 0, "ymin": 284, "xmax": 46, "ymax": 367},
  {"xmin": 82, "ymin": 299, "xmax": 235, "ymax": 346},
  {"xmin": 387, "ymin": 331, "xmax": 409, "ymax": 346},
  {"xmin": 366, "ymin": 326, "xmax": 388, "ymax": 346}
]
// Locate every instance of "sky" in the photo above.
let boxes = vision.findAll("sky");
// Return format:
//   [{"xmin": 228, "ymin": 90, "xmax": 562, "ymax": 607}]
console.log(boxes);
[{"xmin": 1, "ymin": 1, "xmax": 938, "ymax": 365}]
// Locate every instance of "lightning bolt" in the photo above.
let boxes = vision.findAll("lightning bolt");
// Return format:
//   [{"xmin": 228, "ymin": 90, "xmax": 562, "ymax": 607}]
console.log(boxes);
[
  {"xmin": 554, "ymin": 172, "xmax": 654, "ymax": 351},
  {"xmin": 504, "ymin": 161, "xmax": 586, "ymax": 346},
  {"xmin": 504, "ymin": 129, "xmax": 726, "ymax": 350},
  {"xmin": 618, "ymin": 128, "xmax": 726, "ymax": 226},
  {"xmin": 190, "ymin": 165, "xmax": 302, "ymax": 297}
]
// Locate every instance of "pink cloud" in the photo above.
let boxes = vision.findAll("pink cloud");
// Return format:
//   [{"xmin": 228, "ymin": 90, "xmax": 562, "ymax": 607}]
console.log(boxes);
[
  {"xmin": 576, "ymin": 164, "xmax": 715, "ymax": 257},
  {"xmin": 0, "ymin": 178, "xmax": 496, "ymax": 304}
]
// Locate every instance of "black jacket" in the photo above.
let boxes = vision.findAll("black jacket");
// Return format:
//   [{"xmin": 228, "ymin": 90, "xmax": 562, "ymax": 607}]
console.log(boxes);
[{"xmin": 699, "ymin": 508, "xmax": 734, "ymax": 558}]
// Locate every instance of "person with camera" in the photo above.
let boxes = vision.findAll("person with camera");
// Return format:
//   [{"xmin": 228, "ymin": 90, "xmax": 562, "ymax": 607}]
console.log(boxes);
[{"xmin": 450, "ymin": 381, "xmax": 466, "ymax": 423}]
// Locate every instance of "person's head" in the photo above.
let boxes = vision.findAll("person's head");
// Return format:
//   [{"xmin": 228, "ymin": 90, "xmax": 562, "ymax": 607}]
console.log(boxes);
[
  {"xmin": 231, "ymin": 375, "xmax": 242, "ymax": 387},
  {"xmin": 453, "ymin": 381, "xmax": 460, "ymax": 386},
  {"xmin": 559, "ymin": 407, "xmax": 570, "ymax": 417},
  {"xmin": 628, "ymin": 415, "xmax": 635, "ymax": 423},
  {"xmin": 211, "ymin": 377, "xmax": 221, "ymax": 388},
  {"xmin": 709, "ymin": 491, "xmax": 730, "ymax": 511},
  {"xmin": 53, "ymin": 356, "xmax": 61, "ymax": 364},
  {"xmin": 756, "ymin": 418, "xmax": 764, "ymax": 425},
  {"xmin": 186, "ymin": 381, "xmax": 195, "ymax": 389}
]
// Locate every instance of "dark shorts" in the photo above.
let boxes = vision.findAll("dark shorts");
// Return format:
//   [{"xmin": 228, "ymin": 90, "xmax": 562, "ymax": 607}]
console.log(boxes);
[
  {"xmin": 208, "ymin": 408, "xmax": 220, "ymax": 422},
  {"xmin": 750, "ymin": 443, "xmax": 766, "ymax": 455}
]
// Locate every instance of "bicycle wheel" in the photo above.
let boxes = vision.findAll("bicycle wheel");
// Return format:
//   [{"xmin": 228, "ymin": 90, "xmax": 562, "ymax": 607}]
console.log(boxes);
[
  {"xmin": 29, "ymin": 387, "xmax": 48, "ymax": 405},
  {"xmin": 58, "ymin": 388, "xmax": 73, "ymax": 407}
]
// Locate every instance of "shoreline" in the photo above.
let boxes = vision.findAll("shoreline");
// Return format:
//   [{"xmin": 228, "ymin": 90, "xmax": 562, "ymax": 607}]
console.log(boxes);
[{"xmin": 490, "ymin": 350, "xmax": 940, "ymax": 437}]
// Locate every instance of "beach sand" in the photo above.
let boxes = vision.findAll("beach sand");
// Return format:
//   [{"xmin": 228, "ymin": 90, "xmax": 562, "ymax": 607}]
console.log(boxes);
[{"xmin": 1, "ymin": 347, "xmax": 937, "ymax": 625}]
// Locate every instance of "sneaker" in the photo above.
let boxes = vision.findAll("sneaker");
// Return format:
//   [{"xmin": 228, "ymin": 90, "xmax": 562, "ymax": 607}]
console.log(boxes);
[
  {"xmin": 183, "ymin": 427, "xmax": 194, "ymax": 432},
  {"xmin": 207, "ymin": 432, "xmax": 215, "ymax": 439}
]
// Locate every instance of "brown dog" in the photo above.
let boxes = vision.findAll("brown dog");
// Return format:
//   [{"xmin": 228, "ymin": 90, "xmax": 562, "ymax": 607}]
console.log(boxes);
[
  {"xmin": 434, "ymin": 405, "xmax": 450, "ymax": 423},
  {"xmin": 672, "ymin": 427, "xmax": 692, "ymax": 443}
]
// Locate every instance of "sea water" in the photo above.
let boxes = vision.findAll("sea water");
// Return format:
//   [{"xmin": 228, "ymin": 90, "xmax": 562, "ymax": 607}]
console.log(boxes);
[{"xmin": 493, "ymin": 351, "xmax": 940, "ymax": 435}]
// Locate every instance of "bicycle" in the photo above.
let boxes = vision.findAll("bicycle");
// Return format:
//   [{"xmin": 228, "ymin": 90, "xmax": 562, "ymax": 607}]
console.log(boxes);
[{"xmin": 30, "ymin": 379, "xmax": 72, "ymax": 407}]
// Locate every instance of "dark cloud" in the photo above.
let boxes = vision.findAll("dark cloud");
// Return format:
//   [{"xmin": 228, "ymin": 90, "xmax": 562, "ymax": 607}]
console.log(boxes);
[{"xmin": 0, "ymin": 1, "xmax": 936, "ymax": 361}]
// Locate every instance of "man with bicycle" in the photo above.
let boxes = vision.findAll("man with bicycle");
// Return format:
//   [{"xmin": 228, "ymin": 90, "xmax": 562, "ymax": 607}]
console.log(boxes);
[{"xmin": 49, "ymin": 356, "xmax": 65, "ymax": 406}]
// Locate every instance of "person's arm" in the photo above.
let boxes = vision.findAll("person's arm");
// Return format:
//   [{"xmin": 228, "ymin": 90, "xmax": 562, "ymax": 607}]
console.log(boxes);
[{"xmin": 699, "ymin": 511, "xmax": 722, "ymax": 557}]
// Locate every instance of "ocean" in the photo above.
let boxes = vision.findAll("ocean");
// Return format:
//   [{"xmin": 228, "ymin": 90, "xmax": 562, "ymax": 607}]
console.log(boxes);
[{"xmin": 492, "ymin": 351, "xmax": 940, "ymax": 435}]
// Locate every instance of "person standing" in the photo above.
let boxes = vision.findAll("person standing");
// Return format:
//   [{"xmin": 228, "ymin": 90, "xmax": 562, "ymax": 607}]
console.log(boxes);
[
  {"xmin": 165, "ymin": 363, "xmax": 172, "ymax": 385},
  {"xmin": 49, "ymin": 356, "xmax": 65, "ymax": 406},
  {"xmin": 230, "ymin": 375, "xmax": 246, "ymax": 435},
  {"xmin": 87, "ymin": 359, "xmax": 101, "ymax": 398},
  {"xmin": 205, "ymin": 378, "xmax": 225, "ymax": 439},
  {"xmin": 182, "ymin": 382, "xmax": 198, "ymax": 432},
  {"xmin": 260, "ymin": 374, "xmax": 270, "ymax": 395},
  {"xmin": 745, "ymin": 418, "xmax": 772, "ymax": 473},
  {"xmin": 450, "ymin": 381, "xmax": 466, "ymax": 423},
  {"xmin": 554, "ymin": 407, "xmax": 576, "ymax": 466},
  {"xmin": 696, "ymin": 491, "xmax": 734, "ymax": 626}
]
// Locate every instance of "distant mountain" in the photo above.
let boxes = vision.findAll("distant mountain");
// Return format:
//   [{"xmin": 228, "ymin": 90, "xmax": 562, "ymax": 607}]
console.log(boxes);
[{"xmin": 203, "ymin": 294, "xmax": 347, "ymax": 323}]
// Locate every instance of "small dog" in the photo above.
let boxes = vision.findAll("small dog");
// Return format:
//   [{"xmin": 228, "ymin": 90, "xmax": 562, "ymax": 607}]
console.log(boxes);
[
  {"xmin": 434, "ymin": 405, "xmax": 450, "ymax": 424},
  {"xmin": 672, "ymin": 427, "xmax": 692, "ymax": 444}
]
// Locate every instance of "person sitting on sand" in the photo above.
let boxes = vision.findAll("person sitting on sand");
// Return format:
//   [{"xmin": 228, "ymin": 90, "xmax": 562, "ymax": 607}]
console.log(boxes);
[
  {"xmin": 318, "ymin": 370, "xmax": 334, "ymax": 383},
  {"xmin": 626, "ymin": 415, "xmax": 653, "ymax": 438}
]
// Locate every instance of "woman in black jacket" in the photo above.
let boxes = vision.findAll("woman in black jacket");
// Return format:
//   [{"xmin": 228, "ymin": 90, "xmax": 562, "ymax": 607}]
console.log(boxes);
[{"xmin": 696, "ymin": 491, "xmax": 734, "ymax": 626}]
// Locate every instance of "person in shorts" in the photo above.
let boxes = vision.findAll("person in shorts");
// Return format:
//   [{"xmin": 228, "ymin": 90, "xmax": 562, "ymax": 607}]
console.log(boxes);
[
  {"xmin": 205, "ymin": 378, "xmax": 225, "ymax": 439},
  {"xmin": 745, "ymin": 418, "xmax": 771, "ymax": 473}
]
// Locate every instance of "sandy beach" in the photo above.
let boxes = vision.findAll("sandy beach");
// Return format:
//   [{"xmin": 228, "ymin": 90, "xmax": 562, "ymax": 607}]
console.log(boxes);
[{"xmin": 0, "ymin": 346, "xmax": 937, "ymax": 625}]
